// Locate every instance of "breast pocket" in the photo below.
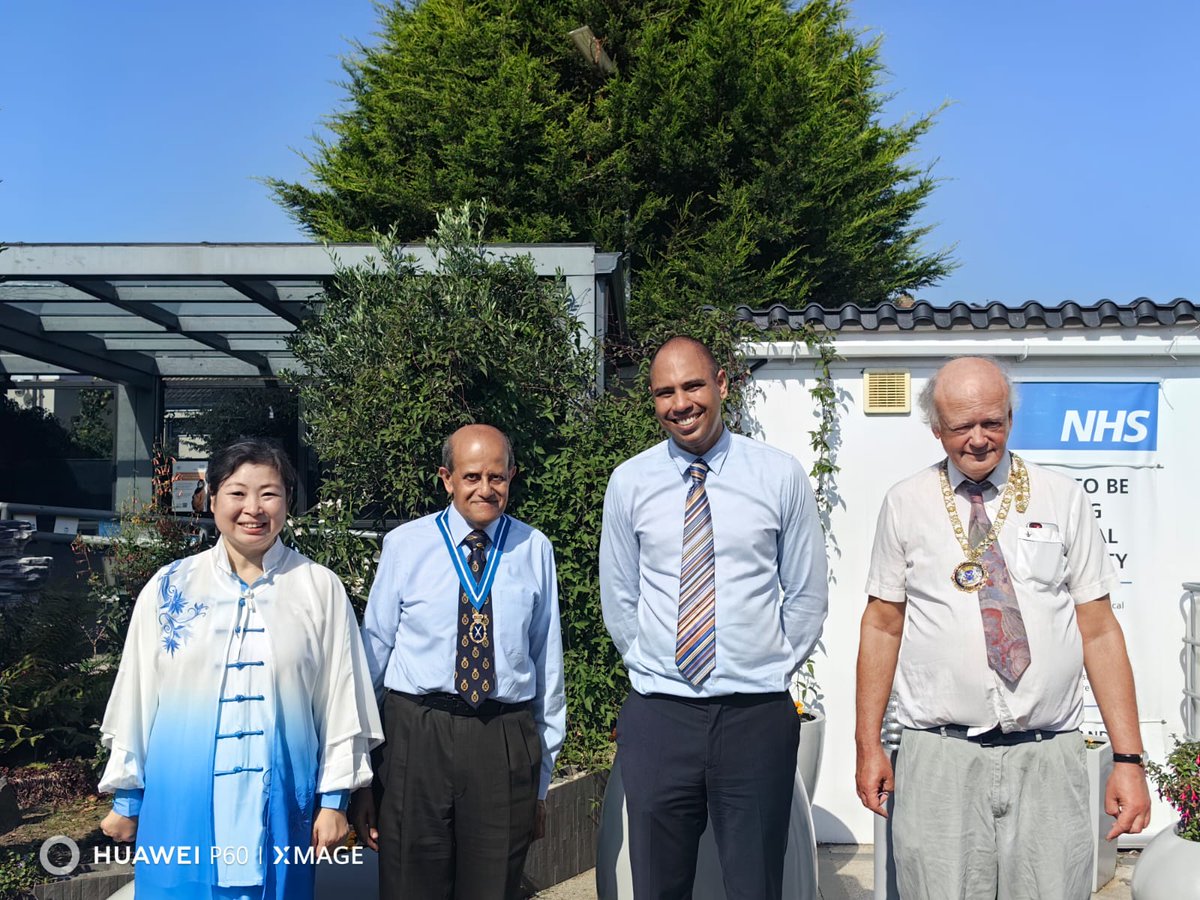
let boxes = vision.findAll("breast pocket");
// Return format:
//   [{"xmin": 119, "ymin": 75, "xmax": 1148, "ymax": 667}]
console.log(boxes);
[
  {"xmin": 1018, "ymin": 523, "xmax": 1066, "ymax": 586},
  {"xmin": 491, "ymin": 583, "xmax": 533, "ymax": 667}
]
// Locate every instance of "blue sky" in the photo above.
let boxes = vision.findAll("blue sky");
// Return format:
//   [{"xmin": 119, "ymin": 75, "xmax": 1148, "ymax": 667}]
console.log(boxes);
[{"xmin": 1, "ymin": 1, "xmax": 1195, "ymax": 306}]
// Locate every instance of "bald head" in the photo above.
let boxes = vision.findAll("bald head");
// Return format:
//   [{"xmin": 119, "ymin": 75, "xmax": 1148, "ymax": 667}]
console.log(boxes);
[
  {"xmin": 650, "ymin": 336, "xmax": 721, "ymax": 380},
  {"xmin": 921, "ymin": 357, "xmax": 1015, "ymax": 481},
  {"xmin": 439, "ymin": 424, "xmax": 516, "ymax": 529},
  {"xmin": 441, "ymin": 424, "xmax": 515, "ymax": 473},
  {"xmin": 649, "ymin": 336, "xmax": 729, "ymax": 455}
]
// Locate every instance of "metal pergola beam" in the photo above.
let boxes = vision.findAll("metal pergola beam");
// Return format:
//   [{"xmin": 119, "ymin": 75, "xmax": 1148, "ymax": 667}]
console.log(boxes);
[
  {"xmin": 0, "ymin": 304, "xmax": 156, "ymax": 390},
  {"xmin": 63, "ymin": 277, "xmax": 182, "ymax": 329},
  {"xmin": 0, "ymin": 242, "xmax": 626, "ymax": 516},
  {"xmin": 224, "ymin": 279, "xmax": 304, "ymax": 326},
  {"xmin": 61, "ymin": 277, "xmax": 274, "ymax": 374}
]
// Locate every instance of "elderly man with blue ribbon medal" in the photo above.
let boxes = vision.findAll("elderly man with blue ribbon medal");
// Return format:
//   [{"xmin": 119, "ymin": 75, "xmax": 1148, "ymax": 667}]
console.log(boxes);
[{"xmin": 354, "ymin": 424, "xmax": 565, "ymax": 900}]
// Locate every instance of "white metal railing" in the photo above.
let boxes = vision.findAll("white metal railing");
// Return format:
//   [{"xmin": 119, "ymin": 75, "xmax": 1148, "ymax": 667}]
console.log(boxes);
[{"xmin": 1184, "ymin": 582, "xmax": 1200, "ymax": 741}]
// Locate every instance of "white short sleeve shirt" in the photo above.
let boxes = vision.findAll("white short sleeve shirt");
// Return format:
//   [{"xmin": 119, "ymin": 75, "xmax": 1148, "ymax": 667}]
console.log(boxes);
[{"xmin": 865, "ymin": 453, "xmax": 1118, "ymax": 733}]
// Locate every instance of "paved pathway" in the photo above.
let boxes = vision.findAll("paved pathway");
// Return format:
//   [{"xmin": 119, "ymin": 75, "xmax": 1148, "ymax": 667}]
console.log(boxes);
[{"xmin": 534, "ymin": 846, "xmax": 1138, "ymax": 899}]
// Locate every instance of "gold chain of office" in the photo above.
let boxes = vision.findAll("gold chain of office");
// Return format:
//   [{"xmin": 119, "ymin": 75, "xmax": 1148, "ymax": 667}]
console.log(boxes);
[{"xmin": 939, "ymin": 454, "xmax": 1030, "ymax": 592}]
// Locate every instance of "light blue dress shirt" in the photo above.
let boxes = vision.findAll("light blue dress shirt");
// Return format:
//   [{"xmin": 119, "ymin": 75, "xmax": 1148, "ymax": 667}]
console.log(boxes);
[
  {"xmin": 600, "ymin": 427, "xmax": 828, "ymax": 697},
  {"xmin": 361, "ymin": 506, "xmax": 566, "ymax": 797}
]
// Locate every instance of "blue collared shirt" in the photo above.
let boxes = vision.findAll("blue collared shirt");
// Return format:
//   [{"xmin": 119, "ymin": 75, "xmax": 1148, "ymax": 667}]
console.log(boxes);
[
  {"xmin": 600, "ymin": 427, "xmax": 828, "ymax": 697},
  {"xmin": 361, "ymin": 506, "xmax": 565, "ymax": 797}
]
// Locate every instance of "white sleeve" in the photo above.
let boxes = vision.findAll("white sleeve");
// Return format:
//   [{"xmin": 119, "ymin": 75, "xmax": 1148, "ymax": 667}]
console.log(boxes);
[
  {"xmin": 864, "ymin": 491, "xmax": 908, "ymax": 603},
  {"xmin": 313, "ymin": 569, "xmax": 385, "ymax": 795},
  {"xmin": 97, "ymin": 569, "xmax": 167, "ymax": 794}
]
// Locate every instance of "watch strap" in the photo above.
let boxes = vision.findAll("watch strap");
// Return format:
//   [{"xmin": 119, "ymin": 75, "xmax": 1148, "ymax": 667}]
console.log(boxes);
[{"xmin": 1111, "ymin": 752, "xmax": 1145, "ymax": 766}]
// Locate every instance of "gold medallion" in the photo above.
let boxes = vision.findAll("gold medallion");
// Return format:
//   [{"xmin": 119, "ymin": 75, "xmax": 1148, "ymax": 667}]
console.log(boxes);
[
  {"xmin": 939, "ymin": 454, "xmax": 1031, "ymax": 593},
  {"xmin": 952, "ymin": 560, "xmax": 987, "ymax": 592}
]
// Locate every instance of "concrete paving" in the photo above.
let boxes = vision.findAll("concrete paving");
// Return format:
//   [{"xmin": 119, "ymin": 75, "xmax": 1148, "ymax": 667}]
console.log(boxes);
[{"xmin": 533, "ymin": 846, "xmax": 1139, "ymax": 899}]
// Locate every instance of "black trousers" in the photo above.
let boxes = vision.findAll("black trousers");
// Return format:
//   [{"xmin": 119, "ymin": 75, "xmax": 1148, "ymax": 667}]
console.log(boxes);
[
  {"xmin": 376, "ymin": 692, "xmax": 541, "ymax": 900},
  {"xmin": 617, "ymin": 690, "xmax": 799, "ymax": 900}
]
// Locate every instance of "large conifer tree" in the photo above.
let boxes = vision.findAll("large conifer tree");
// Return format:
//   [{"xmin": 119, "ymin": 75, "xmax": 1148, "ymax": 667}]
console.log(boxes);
[{"xmin": 270, "ymin": 0, "xmax": 951, "ymax": 326}]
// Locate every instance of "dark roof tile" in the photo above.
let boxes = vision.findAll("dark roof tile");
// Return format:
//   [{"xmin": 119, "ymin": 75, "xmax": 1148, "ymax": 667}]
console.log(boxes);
[{"xmin": 735, "ymin": 298, "xmax": 1198, "ymax": 332}]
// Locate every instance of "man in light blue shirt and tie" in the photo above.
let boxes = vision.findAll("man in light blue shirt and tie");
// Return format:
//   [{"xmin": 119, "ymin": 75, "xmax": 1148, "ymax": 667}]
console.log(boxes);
[
  {"xmin": 354, "ymin": 424, "xmax": 565, "ymax": 900},
  {"xmin": 600, "ymin": 336, "xmax": 828, "ymax": 900}
]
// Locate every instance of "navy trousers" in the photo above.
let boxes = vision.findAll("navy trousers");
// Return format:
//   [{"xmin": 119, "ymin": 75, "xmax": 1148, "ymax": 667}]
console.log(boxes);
[{"xmin": 616, "ymin": 690, "xmax": 799, "ymax": 900}]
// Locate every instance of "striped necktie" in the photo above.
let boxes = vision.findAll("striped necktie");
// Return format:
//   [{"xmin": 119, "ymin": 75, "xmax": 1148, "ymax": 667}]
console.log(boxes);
[{"xmin": 677, "ymin": 459, "xmax": 716, "ymax": 685}]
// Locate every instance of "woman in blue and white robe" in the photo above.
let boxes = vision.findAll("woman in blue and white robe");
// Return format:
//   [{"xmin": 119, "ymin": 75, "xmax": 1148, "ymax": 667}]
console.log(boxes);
[{"xmin": 98, "ymin": 439, "xmax": 383, "ymax": 900}]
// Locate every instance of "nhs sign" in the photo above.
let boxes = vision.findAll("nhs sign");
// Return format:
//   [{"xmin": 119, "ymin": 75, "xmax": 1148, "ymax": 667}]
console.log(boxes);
[{"xmin": 1009, "ymin": 382, "xmax": 1158, "ymax": 451}]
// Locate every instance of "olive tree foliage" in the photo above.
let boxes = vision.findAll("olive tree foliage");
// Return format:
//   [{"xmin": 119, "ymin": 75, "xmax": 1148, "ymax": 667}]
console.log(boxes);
[
  {"xmin": 285, "ymin": 202, "xmax": 595, "ymax": 520},
  {"xmin": 270, "ymin": 0, "xmax": 952, "ymax": 328}
]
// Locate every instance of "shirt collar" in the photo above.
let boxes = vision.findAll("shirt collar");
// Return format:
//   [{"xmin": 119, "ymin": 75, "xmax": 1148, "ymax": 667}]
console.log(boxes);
[
  {"xmin": 667, "ymin": 425, "xmax": 732, "ymax": 478},
  {"xmin": 445, "ymin": 503, "xmax": 504, "ymax": 546},
  {"xmin": 946, "ymin": 450, "xmax": 1012, "ymax": 494},
  {"xmin": 212, "ymin": 535, "xmax": 289, "ymax": 580}
]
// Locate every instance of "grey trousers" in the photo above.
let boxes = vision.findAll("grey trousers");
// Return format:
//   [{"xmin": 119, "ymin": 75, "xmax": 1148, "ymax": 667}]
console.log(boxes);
[{"xmin": 892, "ymin": 728, "xmax": 1093, "ymax": 900}]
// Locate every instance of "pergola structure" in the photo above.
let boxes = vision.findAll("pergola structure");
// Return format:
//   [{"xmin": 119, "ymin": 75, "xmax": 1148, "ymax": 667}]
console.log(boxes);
[{"xmin": 0, "ymin": 243, "xmax": 626, "ymax": 506}]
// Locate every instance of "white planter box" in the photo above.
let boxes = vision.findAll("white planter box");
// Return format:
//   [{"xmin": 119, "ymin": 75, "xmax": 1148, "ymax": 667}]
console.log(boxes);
[{"xmin": 1086, "ymin": 738, "xmax": 1118, "ymax": 893}]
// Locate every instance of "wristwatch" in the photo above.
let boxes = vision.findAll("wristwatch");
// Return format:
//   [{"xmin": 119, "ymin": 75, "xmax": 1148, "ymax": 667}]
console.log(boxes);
[{"xmin": 1111, "ymin": 751, "xmax": 1146, "ymax": 766}]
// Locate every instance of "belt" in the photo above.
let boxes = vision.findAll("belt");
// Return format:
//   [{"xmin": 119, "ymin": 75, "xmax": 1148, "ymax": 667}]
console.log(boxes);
[
  {"xmin": 392, "ymin": 690, "xmax": 529, "ymax": 717},
  {"xmin": 924, "ymin": 724, "xmax": 1072, "ymax": 747}
]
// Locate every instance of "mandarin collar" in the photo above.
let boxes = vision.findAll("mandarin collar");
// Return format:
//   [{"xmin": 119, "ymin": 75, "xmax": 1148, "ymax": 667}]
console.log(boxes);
[
  {"xmin": 212, "ymin": 535, "xmax": 288, "ymax": 581},
  {"xmin": 445, "ymin": 503, "xmax": 504, "ymax": 546},
  {"xmin": 946, "ymin": 450, "xmax": 1012, "ymax": 495},
  {"xmin": 668, "ymin": 425, "xmax": 731, "ymax": 479}
]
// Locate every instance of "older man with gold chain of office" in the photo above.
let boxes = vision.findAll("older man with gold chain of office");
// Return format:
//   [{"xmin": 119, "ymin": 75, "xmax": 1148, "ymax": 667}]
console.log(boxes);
[{"xmin": 855, "ymin": 356, "xmax": 1151, "ymax": 899}]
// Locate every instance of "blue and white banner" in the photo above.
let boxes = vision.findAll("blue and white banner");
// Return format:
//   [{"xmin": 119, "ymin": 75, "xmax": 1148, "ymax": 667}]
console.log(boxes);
[
  {"xmin": 1010, "ymin": 381, "xmax": 1159, "ymax": 465},
  {"xmin": 1009, "ymin": 381, "xmax": 1164, "ymax": 782}
]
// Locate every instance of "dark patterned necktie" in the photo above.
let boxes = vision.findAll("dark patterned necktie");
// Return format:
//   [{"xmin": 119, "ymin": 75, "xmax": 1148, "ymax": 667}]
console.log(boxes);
[
  {"xmin": 677, "ymin": 459, "xmax": 716, "ymax": 685},
  {"xmin": 456, "ymin": 529, "xmax": 495, "ymax": 707},
  {"xmin": 965, "ymin": 481, "xmax": 1031, "ymax": 683}
]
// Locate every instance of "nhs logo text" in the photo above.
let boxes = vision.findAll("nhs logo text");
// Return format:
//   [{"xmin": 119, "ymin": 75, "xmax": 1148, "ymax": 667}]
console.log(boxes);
[
  {"xmin": 1059, "ymin": 409, "xmax": 1151, "ymax": 444},
  {"xmin": 1009, "ymin": 383, "xmax": 1158, "ymax": 452}
]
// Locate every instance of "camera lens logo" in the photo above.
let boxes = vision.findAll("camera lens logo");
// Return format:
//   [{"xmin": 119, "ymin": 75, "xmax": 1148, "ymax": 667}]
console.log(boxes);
[{"xmin": 39, "ymin": 835, "xmax": 81, "ymax": 876}]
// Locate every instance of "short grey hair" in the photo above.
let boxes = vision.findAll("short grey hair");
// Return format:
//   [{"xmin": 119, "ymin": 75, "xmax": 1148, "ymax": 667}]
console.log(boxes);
[
  {"xmin": 440, "ymin": 427, "xmax": 515, "ymax": 472},
  {"xmin": 917, "ymin": 356, "xmax": 1018, "ymax": 431}
]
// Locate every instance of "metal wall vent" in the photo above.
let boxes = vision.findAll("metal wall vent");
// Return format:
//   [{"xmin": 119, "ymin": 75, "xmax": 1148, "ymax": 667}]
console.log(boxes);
[{"xmin": 863, "ymin": 371, "xmax": 911, "ymax": 414}]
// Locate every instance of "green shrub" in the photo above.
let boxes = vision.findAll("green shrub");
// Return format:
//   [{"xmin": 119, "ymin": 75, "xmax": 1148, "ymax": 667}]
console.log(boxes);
[
  {"xmin": 0, "ymin": 493, "xmax": 208, "ymax": 767},
  {"xmin": 73, "ymin": 496, "xmax": 207, "ymax": 649},
  {"xmin": 0, "ymin": 849, "xmax": 40, "ymax": 899},
  {"xmin": 285, "ymin": 500, "xmax": 380, "ymax": 617},
  {"xmin": 0, "ymin": 593, "xmax": 113, "ymax": 765},
  {"xmin": 1147, "ymin": 735, "xmax": 1200, "ymax": 842}
]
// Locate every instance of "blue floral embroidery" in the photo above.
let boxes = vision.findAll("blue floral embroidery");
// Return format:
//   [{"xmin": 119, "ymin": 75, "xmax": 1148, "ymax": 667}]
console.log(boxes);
[{"xmin": 157, "ymin": 560, "xmax": 207, "ymax": 655}]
